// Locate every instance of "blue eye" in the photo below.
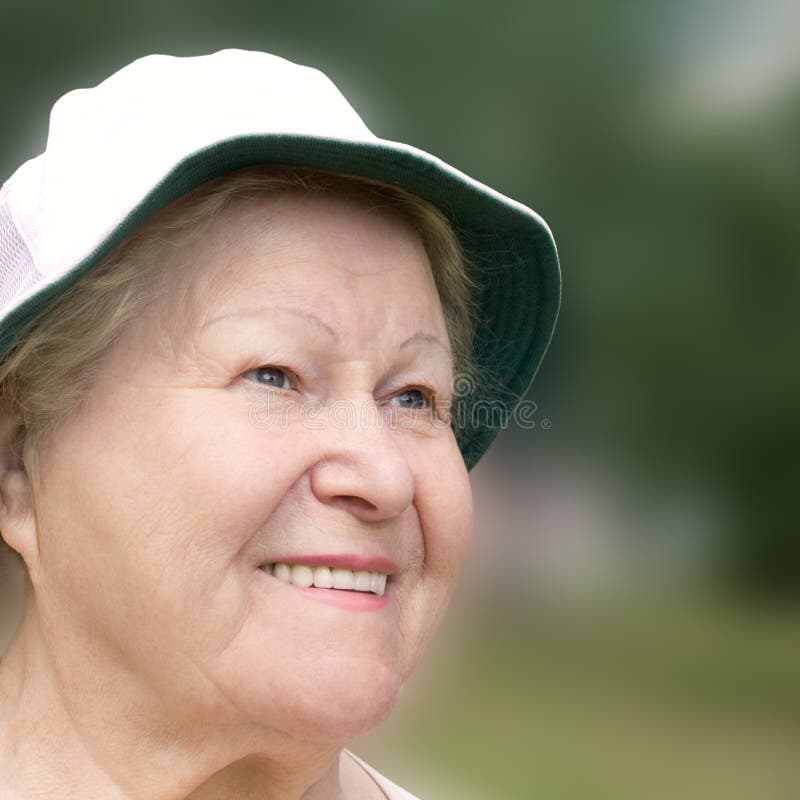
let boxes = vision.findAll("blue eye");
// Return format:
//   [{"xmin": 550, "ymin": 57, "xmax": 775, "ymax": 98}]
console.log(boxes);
[
  {"xmin": 249, "ymin": 366, "xmax": 291, "ymax": 389},
  {"xmin": 392, "ymin": 388, "xmax": 428, "ymax": 409}
]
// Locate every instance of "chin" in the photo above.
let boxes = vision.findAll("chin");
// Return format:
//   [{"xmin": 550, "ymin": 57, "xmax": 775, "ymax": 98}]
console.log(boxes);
[
  {"xmin": 227, "ymin": 656, "xmax": 404, "ymax": 744},
  {"xmin": 295, "ymin": 687, "xmax": 399, "ymax": 743}
]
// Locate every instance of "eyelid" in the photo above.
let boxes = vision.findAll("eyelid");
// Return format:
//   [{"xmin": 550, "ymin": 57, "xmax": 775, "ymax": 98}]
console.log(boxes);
[
  {"xmin": 242, "ymin": 364, "xmax": 451, "ymax": 414},
  {"xmin": 387, "ymin": 385, "xmax": 428, "ymax": 407},
  {"xmin": 242, "ymin": 364, "xmax": 297, "ymax": 390},
  {"xmin": 387, "ymin": 383, "xmax": 449, "ymax": 416},
  {"xmin": 389, "ymin": 385, "xmax": 455, "ymax": 429}
]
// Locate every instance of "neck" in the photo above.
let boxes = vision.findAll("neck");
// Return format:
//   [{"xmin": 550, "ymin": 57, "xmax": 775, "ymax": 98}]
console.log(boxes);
[{"xmin": 0, "ymin": 606, "xmax": 352, "ymax": 800}]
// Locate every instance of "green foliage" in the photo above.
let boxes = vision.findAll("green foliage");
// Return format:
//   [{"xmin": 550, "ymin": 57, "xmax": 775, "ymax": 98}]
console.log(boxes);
[{"xmin": 361, "ymin": 597, "xmax": 800, "ymax": 799}]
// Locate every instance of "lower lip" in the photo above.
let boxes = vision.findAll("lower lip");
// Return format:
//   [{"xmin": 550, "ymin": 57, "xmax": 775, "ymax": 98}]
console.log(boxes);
[{"xmin": 256, "ymin": 569, "xmax": 390, "ymax": 611}]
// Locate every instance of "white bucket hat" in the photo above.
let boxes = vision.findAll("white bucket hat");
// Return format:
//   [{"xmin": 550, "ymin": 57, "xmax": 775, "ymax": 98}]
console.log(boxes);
[{"xmin": 0, "ymin": 48, "xmax": 561, "ymax": 469}]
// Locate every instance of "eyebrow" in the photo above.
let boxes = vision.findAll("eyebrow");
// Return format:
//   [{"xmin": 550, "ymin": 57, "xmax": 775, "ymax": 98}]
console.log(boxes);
[
  {"xmin": 201, "ymin": 305, "xmax": 452, "ymax": 358},
  {"xmin": 201, "ymin": 306, "xmax": 338, "ymax": 340},
  {"xmin": 398, "ymin": 330, "xmax": 452, "ymax": 358}
]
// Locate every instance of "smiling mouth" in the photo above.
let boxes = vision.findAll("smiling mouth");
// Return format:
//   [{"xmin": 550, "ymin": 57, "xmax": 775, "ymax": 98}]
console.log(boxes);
[{"xmin": 260, "ymin": 563, "xmax": 388, "ymax": 596}]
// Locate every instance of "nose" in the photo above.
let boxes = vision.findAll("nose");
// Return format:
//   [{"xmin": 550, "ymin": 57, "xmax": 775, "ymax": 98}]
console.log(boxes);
[{"xmin": 308, "ymin": 400, "xmax": 415, "ymax": 523}]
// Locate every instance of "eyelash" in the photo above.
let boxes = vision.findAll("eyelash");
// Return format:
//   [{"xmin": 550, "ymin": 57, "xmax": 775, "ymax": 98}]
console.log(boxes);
[
  {"xmin": 390, "ymin": 386, "xmax": 433, "ymax": 411},
  {"xmin": 245, "ymin": 365, "xmax": 294, "ymax": 391},
  {"xmin": 243, "ymin": 365, "xmax": 439, "ymax": 412}
]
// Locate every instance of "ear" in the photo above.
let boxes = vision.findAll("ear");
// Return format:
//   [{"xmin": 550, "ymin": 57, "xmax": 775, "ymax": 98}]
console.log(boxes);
[{"xmin": 0, "ymin": 421, "xmax": 39, "ymax": 574}]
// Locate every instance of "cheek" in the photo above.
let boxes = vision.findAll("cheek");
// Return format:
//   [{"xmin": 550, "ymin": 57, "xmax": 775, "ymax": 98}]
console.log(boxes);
[
  {"xmin": 418, "ymin": 443, "xmax": 473, "ymax": 581},
  {"xmin": 35, "ymin": 391, "xmax": 315, "ymax": 648},
  {"xmin": 131, "ymin": 391, "xmax": 311, "ymax": 553},
  {"xmin": 407, "ymin": 439, "xmax": 473, "ymax": 626}
]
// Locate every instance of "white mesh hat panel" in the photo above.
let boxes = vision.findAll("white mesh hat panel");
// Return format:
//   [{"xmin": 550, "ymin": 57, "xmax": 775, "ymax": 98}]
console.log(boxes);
[{"xmin": 0, "ymin": 179, "xmax": 43, "ymax": 317}]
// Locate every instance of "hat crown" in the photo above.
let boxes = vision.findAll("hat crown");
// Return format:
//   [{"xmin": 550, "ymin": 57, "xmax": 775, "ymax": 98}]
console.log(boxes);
[
  {"xmin": 50, "ymin": 50, "xmax": 374, "ymax": 147},
  {"xmin": 5, "ymin": 49, "xmax": 375, "ymax": 278}
]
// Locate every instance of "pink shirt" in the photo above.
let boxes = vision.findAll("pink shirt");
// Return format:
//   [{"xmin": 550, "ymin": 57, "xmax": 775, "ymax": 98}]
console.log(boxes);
[{"xmin": 344, "ymin": 750, "xmax": 423, "ymax": 800}]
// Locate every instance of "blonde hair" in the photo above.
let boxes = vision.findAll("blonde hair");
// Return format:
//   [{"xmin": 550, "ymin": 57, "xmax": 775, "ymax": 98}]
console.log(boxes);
[{"xmin": 0, "ymin": 167, "xmax": 480, "ymax": 648}]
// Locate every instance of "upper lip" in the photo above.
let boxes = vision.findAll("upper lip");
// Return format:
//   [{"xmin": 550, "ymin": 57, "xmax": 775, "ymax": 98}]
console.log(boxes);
[{"xmin": 260, "ymin": 553, "xmax": 398, "ymax": 575}]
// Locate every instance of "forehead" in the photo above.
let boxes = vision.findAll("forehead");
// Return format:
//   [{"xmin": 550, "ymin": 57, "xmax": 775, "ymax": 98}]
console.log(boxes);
[{"xmin": 148, "ymin": 189, "xmax": 448, "ymax": 349}]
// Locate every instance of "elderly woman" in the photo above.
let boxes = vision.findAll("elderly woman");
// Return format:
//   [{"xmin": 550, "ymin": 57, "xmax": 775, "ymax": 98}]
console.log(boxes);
[{"xmin": 0, "ymin": 50, "xmax": 560, "ymax": 799}]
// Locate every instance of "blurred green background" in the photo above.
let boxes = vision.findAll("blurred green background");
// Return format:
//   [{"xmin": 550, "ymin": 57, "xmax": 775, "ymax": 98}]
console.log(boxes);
[{"xmin": 1, "ymin": 1, "xmax": 798, "ymax": 797}]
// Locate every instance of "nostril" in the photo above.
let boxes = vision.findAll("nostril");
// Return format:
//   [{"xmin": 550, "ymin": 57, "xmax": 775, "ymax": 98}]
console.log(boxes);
[
  {"xmin": 336, "ymin": 495, "xmax": 378, "ymax": 513},
  {"xmin": 309, "ymin": 455, "xmax": 413, "ymax": 521}
]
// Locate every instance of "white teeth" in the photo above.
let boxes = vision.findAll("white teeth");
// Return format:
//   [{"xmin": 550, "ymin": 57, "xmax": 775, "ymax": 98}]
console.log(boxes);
[
  {"xmin": 264, "ymin": 562, "xmax": 388, "ymax": 596},
  {"xmin": 331, "ymin": 568, "xmax": 355, "ymax": 591},
  {"xmin": 312, "ymin": 566, "xmax": 333, "ymax": 589},
  {"xmin": 290, "ymin": 565, "xmax": 314, "ymax": 588},
  {"xmin": 371, "ymin": 573, "xmax": 387, "ymax": 595},
  {"xmin": 354, "ymin": 570, "xmax": 372, "ymax": 592}
]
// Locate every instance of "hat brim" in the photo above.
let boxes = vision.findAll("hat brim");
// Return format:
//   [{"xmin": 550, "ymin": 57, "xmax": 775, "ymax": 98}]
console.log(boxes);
[{"xmin": 0, "ymin": 134, "xmax": 561, "ymax": 470}]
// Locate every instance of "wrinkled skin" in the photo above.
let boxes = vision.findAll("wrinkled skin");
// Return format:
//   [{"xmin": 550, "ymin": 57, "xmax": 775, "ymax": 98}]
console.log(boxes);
[{"xmin": 0, "ymin": 191, "xmax": 473, "ymax": 799}]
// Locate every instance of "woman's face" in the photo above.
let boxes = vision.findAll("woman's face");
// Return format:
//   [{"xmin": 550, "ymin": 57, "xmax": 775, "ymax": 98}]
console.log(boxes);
[{"xmin": 30, "ymin": 191, "xmax": 473, "ymax": 744}]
